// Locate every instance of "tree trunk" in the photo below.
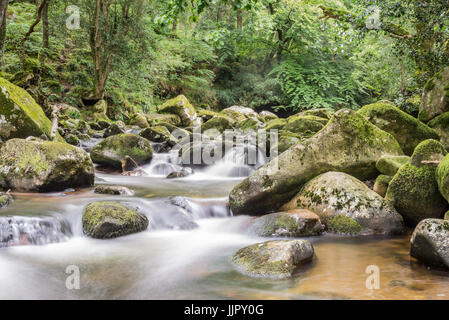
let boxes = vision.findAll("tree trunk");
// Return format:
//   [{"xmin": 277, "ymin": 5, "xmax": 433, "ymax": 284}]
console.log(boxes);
[
  {"xmin": 20, "ymin": 0, "xmax": 49, "ymax": 65},
  {"xmin": 0, "ymin": 0, "xmax": 9, "ymax": 60},
  {"xmin": 89, "ymin": 0, "xmax": 112, "ymax": 101},
  {"xmin": 236, "ymin": 9, "xmax": 243, "ymax": 30},
  {"xmin": 40, "ymin": 0, "xmax": 49, "ymax": 65}
]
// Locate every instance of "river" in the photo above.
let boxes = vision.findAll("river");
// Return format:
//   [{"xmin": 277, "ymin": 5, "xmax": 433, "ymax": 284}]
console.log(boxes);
[{"xmin": 0, "ymin": 139, "xmax": 448, "ymax": 300}]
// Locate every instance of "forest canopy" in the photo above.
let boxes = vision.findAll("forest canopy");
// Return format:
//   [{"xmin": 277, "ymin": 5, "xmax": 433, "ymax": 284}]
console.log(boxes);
[{"xmin": 0, "ymin": 0, "xmax": 448, "ymax": 119}]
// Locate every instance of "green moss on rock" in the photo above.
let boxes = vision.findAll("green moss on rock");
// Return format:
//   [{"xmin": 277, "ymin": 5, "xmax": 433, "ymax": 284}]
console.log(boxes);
[
  {"xmin": 0, "ymin": 77, "xmax": 63, "ymax": 142},
  {"xmin": 411, "ymin": 139, "xmax": 447, "ymax": 167},
  {"xmin": 358, "ymin": 101, "xmax": 439, "ymax": 155},
  {"xmin": 328, "ymin": 215, "xmax": 362, "ymax": 235},
  {"xmin": 376, "ymin": 155, "xmax": 411, "ymax": 176},
  {"xmin": 0, "ymin": 138, "xmax": 94, "ymax": 192},
  {"xmin": 230, "ymin": 109, "xmax": 404, "ymax": 216},
  {"xmin": 82, "ymin": 201, "xmax": 149, "ymax": 239},
  {"xmin": 90, "ymin": 134, "xmax": 153, "ymax": 169},
  {"xmin": 157, "ymin": 95, "xmax": 197, "ymax": 127},
  {"xmin": 232, "ymin": 240, "xmax": 314, "ymax": 279}
]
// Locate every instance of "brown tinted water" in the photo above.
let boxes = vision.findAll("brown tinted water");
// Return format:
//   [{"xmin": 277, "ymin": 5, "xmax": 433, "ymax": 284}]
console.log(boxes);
[{"xmin": 0, "ymin": 173, "xmax": 448, "ymax": 300}]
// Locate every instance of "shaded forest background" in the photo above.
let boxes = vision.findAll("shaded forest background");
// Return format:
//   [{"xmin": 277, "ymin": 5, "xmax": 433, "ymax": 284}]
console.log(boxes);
[{"xmin": 0, "ymin": 0, "xmax": 448, "ymax": 120}]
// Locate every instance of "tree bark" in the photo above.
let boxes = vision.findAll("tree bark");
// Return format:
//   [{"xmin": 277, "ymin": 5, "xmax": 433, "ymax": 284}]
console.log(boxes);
[
  {"xmin": 20, "ymin": 0, "xmax": 49, "ymax": 65},
  {"xmin": 0, "ymin": 0, "xmax": 8, "ymax": 57},
  {"xmin": 40, "ymin": 0, "xmax": 49, "ymax": 65},
  {"xmin": 236, "ymin": 9, "xmax": 243, "ymax": 30}
]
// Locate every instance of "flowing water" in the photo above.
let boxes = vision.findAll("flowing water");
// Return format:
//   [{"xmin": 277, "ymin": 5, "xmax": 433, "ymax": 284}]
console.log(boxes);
[{"xmin": 1, "ymin": 141, "xmax": 449, "ymax": 300}]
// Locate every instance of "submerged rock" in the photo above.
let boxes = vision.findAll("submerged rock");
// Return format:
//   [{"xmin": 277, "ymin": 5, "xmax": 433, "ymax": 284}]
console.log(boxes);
[
  {"xmin": 232, "ymin": 240, "xmax": 314, "ymax": 279},
  {"xmin": 82, "ymin": 201, "xmax": 149, "ymax": 239},
  {"xmin": 166, "ymin": 168, "xmax": 193, "ymax": 179},
  {"xmin": 90, "ymin": 134, "xmax": 153, "ymax": 169},
  {"xmin": 230, "ymin": 109, "xmax": 403, "ymax": 216},
  {"xmin": 94, "ymin": 185, "xmax": 135, "ymax": 196},
  {"xmin": 386, "ymin": 140, "xmax": 448, "ymax": 225},
  {"xmin": 281, "ymin": 172, "xmax": 404, "ymax": 235},
  {"xmin": 410, "ymin": 219, "xmax": 449, "ymax": 269},
  {"xmin": 0, "ymin": 77, "xmax": 64, "ymax": 142},
  {"xmin": 247, "ymin": 209, "xmax": 323, "ymax": 237},
  {"xmin": 418, "ymin": 67, "xmax": 449, "ymax": 122},
  {"xmin": 157, "ymin": 95, "xmax": 197, "ymax": 127},
  {"xmin": 0, "ymin": 138, "xmax": 94, "ymax": 192},
  {"xmin": 358, "ymin": 101, "xmax": 439, "ymax": 155}
]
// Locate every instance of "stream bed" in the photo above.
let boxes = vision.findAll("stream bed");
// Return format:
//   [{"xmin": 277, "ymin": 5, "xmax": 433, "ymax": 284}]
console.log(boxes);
[{"xmin": 0, "ymin": 147, "xmax": 449, "ymax": 300}]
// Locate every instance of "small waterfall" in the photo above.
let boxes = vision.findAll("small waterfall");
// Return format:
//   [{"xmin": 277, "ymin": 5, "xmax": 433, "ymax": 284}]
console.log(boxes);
[
  {"xmin": 0, "ymin": 216, "xmax": 71, "ymax": 247},
  {"xmin": 142, "ymin": 150, "xmax": 183, "ymax": 177}
]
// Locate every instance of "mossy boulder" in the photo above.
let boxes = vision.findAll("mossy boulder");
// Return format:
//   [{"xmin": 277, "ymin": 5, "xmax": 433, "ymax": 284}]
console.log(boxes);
[
  {"xmin": 90, "ymin": 134, "xmax": 153, "ymax": 169},
  {"xmin": 418, "ymin": 67, "xmax": 449, "ymax": 122},
  {"xmin": 258, "ymin": 110, "xmax": 278, "ymax": 122},
  {"xmin": 0, "ymin": 77, "xmax": 63, "ymax": 142},
  {"xmin": 229, "ymin": 109, "xmax": 404, "ymax": 216},
  {"xmin": 247, "ymin": 209, "xmax": 323, "ymax": 237},
  {"xmin": 92, "ymin": 99, "xmax": 110, "ymax": 123},
  {"xmin": 373, "ymin": 174, "xmax": 392, "ymax": 197},
  {"xmin": 358, "ymin": 101, "xmax": 439, "ymax": 155},
  {"xmin": 263, "ymin": 118, "xmax": 287, "ymax": 131},
  {"xmin": 65, "ymin": 134, "xmax": 79, "ymax": 146},
  {"xmin": 270, "ymin": 130, "xmax": 304, "ymax": 155},
  {"xmin": 94, "ymin": 185, "xmax": 135, "ymax": 196},
  {"xmin": 157, "ymin": 95, "xmax": 197, "ymax": 127},
  {"xmin": 285, "ymin": 115, "xmax": 326, "ymax": 136},
  {"xmin": 445, "ymin": 211, "xmax": 449, "ymax": 221},
  {"xmin": 328, "ymin": 215, "xmax": 362, "ymax": 235},
  {"xmin": 238, "ymin": 117, "xmax": 263, "ymax": 132},
  {"xmin": 428, "ymin": 112, "xmax": 449, "ymax": 150},
  {"xmin": 376, "ymin": 155, "xmax": 411, "ymax": 176},
  {"xmin": 128, "ymin": 113, "xmax": 149, "ymax": 128},
  {"xmin": 281, "ymin": 172, "xmax": 404, "ymax": 235},
  {"xmin": 298, "ymin": 108, "xmax": 332, "ymax": 120},
  {"xmin": 232, "ymin": 240, "xmax": 314, "ymax": 279},
  {"xmin": 410, "ymin": 219, "xmax": 449, "ymax": 269},
  {"xmin": 0, "ymin": 138, "xmax": 94, "ymax": 192},
  {"xmin": 103, "ymin": 122, "xmax": 125, "ymax": 138},
  {"xmin": 145, "ymin": 113, "xmax": 181, "ymax": 126},
  {"xmin": 0, "ymin": 192, "xmax": 12, "ymax": 209},
  {"xmin": 410, "ymin": 139, "xmax": 447, "ymax": 167},
  {"xmin": 220, "ymin": 106, "xmax": 257, "ymax": 122},
  {"xmin": 386, "ymin": 140, "xmax": 448, "ymax": 225},
  {"xmin": 140, "ymin": 126, "xmax": 176, "ymax": 144},
  {"xmin": 436, "ymin": 153, "xmax": 449, "ymax": 202},
  {"xmin": 82, "ymin": 201, "xmax": 149, "ymax": 239},
  {"xmin": 202, "ymin": 115, "xmax": 235, "ymax": 133},
  {"xmin": 197, "ymin": 110, "xmax": 222, "ymax": 122}
]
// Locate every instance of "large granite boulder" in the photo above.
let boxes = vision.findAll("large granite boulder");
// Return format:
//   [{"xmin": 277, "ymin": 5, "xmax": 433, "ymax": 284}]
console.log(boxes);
[
  {"xmin": 90, "ymin": 133, "xmax": 153, "ymax": 169},
  {"xmin": 358, "ymin": 101, "xmax": 439, "ymax": 155},
  {"xmin": 0, "ymin": 138, "xmax": 94, "ymax": 192},
  {"xmin": 229, "ymin": 109, "xmax": 403, "ymax": 216},
  {"xmin": 281, "ymin": 172, "xmax": 404, "ymax": 235},
  {"xmin": 157, "ymin": 95, "xmax": 198, "ymax": 127},
  {"xmin": 410, "ymin": 219, "xmax": 449, "ymax": 269}
]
